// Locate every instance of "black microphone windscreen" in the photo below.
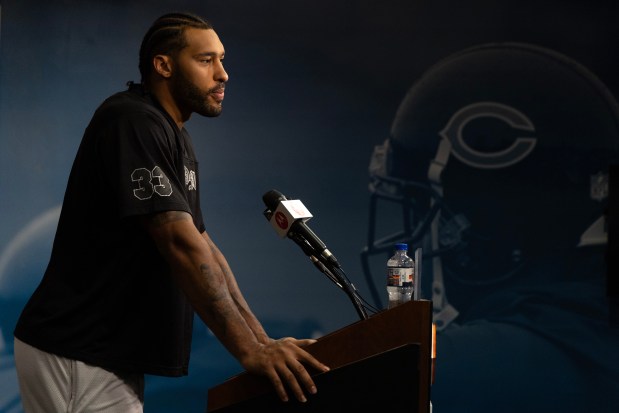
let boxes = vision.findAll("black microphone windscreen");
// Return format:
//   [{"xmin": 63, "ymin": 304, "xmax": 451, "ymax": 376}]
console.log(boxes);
[{"xmin": 262, "ymin": 189, "xmax": 287, "ymax": 210}]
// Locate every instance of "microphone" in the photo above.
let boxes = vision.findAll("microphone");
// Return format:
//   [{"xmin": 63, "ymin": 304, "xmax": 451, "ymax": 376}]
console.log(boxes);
[{"xmin": 263, "ymin": 189, "xmax": 340, "ymax": 268}]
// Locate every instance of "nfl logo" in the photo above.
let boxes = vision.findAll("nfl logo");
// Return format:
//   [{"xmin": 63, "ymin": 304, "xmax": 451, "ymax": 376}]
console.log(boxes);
[{"xmin": 590, "ymin": 172, "xmax": 608, "ymax": 202}]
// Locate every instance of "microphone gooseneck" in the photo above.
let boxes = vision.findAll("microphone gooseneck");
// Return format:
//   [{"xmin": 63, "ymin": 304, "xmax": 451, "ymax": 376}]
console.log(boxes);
[{"xmin": 262, "ymin": 189, "xmax": 377, "ymax": 320}]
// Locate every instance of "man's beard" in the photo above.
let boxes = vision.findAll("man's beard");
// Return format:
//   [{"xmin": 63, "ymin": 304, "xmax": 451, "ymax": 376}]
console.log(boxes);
[{"xmin": 171, "ymin": 69, "xmax": 223, "ymax": 118}]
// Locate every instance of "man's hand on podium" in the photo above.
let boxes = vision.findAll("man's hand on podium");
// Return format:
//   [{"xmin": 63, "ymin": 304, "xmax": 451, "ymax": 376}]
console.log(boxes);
[{"xmin": 242, "ymin": 337, "xmax": 330, "ymax": 403}]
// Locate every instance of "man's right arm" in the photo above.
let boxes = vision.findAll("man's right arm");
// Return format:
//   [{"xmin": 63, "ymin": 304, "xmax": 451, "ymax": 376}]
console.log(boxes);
[{"xmin": 138, "ymin": 210, "xmax": 329, "ymax": 403}]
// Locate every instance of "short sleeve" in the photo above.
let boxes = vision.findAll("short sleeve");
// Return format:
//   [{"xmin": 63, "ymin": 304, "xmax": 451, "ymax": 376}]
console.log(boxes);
[{"xmin": 94, "ymin": 103, "xmax": 192, "ymax": 219}]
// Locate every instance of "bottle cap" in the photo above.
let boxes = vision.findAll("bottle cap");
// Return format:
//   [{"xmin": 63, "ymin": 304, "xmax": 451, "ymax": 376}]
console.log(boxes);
[{"xmin": 394, "ymin": 243, "xmax": 408, "ymax": 250}]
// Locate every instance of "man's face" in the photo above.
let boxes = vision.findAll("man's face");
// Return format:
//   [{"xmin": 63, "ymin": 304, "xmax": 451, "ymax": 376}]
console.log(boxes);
[{"xmin": 171, "ymin": 27, "xmax": 228, "ymax": 118}]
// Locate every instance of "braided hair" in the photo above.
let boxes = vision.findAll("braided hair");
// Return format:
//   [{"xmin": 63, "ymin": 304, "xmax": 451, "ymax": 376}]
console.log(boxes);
[{"xmin": 138, "ymin": 12, "xmax": 212, "ymax": 83}]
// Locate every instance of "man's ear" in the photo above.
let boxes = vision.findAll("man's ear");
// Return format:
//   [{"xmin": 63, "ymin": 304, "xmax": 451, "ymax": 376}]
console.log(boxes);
[{"xmin": 153, "ymin": 55, "xmax": 173, "ymax": 78}]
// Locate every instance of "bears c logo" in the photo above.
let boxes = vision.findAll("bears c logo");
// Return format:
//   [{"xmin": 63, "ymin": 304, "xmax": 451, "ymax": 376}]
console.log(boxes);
[{"xmin": 440, "ymin": 101, "xmax": 537, "ymax": 169}]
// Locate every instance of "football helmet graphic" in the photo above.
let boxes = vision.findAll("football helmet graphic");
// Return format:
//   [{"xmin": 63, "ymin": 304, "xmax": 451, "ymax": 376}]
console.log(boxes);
[{"xmin": 361, "ymin": 42, "xmax": 619, "ymax": 329}]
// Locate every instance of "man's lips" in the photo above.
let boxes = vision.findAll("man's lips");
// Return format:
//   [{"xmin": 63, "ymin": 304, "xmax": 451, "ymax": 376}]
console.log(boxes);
[{"xmin": 211, "ymin": 88, "xmax": 225, "ymax": 102}]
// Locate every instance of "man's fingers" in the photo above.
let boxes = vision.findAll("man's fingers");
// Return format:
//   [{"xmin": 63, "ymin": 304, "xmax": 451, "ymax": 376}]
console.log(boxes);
[
  {"xmin": 282, "ymin": 362, "xmax": 310, "ymax": 403},
  {"xmin": 293, "ymin": 338, "xmax": 317, "ymax": 347},
  {"xmin": 271, "ymin": 357, "xmax": 321, "ymax": 403},
  {"xmin": 259, "ymin": 338, "xmax": 331, "ymax": 403},
  {"xmin": 291, "ymin": 342, "xmax": 330, "ymax": 375},
  {"xmin": 291, "ymin": 360, "xmax": 319, "ymax": 398},
  {"xmin": 266, "ymin": 368, "xmax": 290, "ymax": 402}
]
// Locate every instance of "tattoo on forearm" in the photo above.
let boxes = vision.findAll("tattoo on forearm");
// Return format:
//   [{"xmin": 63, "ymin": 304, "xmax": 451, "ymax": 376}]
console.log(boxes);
[
  {"xmin": 199, "ymin": 263, "xmax": 225, "ymax": 300},
  {"xmin": 198, "ymin": 263, "xmax": 240, "ymax": 337},
  {"xmin": 200, "ymin": 263, "xmax": 233, "ymax": 311}
]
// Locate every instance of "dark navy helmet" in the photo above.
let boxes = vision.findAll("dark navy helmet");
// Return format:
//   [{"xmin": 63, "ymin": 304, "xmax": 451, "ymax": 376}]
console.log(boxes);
[{"xmin": 362, "ymin": 43, "xmax": 619, "ymax": 326}]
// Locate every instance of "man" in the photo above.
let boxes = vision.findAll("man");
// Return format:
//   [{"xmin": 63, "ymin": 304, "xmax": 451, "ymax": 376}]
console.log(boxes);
[{"xmin": 13, "ymin": 12, "xmax": 329, "ymax": 412}]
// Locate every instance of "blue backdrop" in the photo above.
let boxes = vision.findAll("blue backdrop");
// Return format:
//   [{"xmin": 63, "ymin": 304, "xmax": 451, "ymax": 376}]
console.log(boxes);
[{"xmin": 1, "ymin": 1, "xmax": 618, "ymax": 412}]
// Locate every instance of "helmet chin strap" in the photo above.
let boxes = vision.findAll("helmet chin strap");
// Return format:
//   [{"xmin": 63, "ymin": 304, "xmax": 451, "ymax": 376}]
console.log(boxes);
[
  {"xmin": 428, "ymin": 138, "xmax": 460, "ymax": 331},
  {"xmin": 431, "ymin": 215, "xmax": 460, "ymax": 331}
]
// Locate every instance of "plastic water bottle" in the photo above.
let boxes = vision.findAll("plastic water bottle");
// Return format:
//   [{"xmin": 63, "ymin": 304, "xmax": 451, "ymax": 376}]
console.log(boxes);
[{"xmin": 386, "ymin": 243, "xmax": 415, "ymax": 309}]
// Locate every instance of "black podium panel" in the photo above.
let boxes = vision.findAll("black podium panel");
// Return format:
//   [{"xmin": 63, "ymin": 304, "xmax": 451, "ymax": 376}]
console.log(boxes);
[{"xmin": 208, "ymin": 343, "xmax": 420, "ymax": 412}]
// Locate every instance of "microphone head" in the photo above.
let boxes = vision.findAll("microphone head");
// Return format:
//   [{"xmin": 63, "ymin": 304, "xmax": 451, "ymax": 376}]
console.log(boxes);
[{"xmin": 262, "ymin": 189, "xmax": 287, "ymax": 210}]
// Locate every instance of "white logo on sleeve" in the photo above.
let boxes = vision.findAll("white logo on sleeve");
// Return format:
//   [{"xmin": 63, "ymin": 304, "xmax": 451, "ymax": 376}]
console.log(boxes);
[
  {"xmin": 131, "ymin": 166, "xmax": 173, "ymax": 200},
  {"xmin": 184, "ymin": 165, "xmax": 197, "ymax": 191}
]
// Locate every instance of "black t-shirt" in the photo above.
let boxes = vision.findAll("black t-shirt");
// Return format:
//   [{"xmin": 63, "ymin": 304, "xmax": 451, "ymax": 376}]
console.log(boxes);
[{"xmin": 14, "ymin": 83, "xmax": 205, "ymax": 377}]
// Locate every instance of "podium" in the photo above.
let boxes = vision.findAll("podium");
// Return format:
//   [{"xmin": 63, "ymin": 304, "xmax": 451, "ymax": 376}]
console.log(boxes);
[{"xmin": 206, "ymin": 299, "xmax": 433, "ymax": 412}]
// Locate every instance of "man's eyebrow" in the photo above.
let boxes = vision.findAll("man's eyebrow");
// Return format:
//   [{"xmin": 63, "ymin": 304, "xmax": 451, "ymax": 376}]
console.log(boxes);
[{"xmin": 195, "ymin": 51, "xmax": 225, "ymax": 57}]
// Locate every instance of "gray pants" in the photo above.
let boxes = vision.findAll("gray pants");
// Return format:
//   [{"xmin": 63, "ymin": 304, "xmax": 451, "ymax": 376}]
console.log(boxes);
[{"xmin": 14, "ymin": 337, "xmax": 144, "ymax": 413}]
